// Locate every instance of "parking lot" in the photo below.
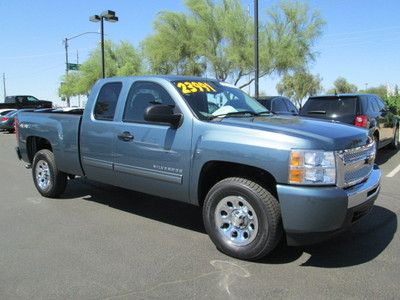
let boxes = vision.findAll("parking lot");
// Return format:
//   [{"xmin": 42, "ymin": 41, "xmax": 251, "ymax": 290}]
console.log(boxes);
[{"xmin": 0, "ymin": 132, "xmax": 399, "ymax": 299}]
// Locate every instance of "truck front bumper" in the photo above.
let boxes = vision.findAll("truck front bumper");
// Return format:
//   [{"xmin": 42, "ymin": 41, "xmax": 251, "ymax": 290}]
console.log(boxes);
[{"xmin": 276, "ymin": 165, "xmax": 381, "ymax": 246}]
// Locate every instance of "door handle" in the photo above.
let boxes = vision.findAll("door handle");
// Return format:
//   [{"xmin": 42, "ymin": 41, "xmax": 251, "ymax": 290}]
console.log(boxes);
[{"xmin": 118, "ymin": 131, "xmax": 134, "ymax": 141}]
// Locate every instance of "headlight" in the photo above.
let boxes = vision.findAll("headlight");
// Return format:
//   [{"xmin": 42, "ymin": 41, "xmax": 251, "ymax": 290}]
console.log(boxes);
[{"xmin": 289, "ymin": 150, "xmax": 336, "ymax": 185}]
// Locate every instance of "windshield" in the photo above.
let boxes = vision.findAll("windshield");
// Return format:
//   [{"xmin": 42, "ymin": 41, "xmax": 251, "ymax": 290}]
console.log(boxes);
[{"xmin": 173, "ymin": 80, "xmax": 268, "ymax": 120}]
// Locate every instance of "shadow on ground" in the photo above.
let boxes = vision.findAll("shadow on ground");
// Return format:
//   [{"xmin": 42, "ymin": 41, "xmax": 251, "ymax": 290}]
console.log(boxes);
[
  {"xmin": 375, "ymin": 147, "xmax": 398, "ymax": 165},
  {"xmin": 63, "ymin": 178, "xmax": 397, "ymax": 268},
  {"xmin": 63, "ymin": 178, "xmax": 205, "ymax": 233}
]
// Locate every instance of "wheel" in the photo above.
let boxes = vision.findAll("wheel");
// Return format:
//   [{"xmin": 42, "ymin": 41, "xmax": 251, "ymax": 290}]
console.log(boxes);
[
  {"xmin": 32, "ymin": 149, "xmax": 67, "ymax": 198},
  {"xmin": 389, "ymin": 126, "xmax": 399, "ymax": 150},
  {"xmin": 203, "ymin": 177, "xmax": 282, "ymax": 260}
]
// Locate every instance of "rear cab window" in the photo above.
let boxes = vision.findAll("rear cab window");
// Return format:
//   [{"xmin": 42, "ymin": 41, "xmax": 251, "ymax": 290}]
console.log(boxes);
[{"xmin": 94, "ymin": 82, "xmax": 122, "ymax": 121}]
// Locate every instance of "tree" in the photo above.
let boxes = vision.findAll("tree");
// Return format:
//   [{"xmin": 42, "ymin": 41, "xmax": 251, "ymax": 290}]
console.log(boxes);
[
  {"xmin": 276, "ymin": 70, "xmax": 322, "ymax": 108},
  {"xmin": 142, "ymin": 0, "xmax": 324, "ymax": 88},
  {"xmin": 359, "ymin": 85, "xmax": 387, "ymax": 99},
  {"xmin": 59, "ymin": 41, "xmax": 143, "ymax": 98},
  {"xmin": 327, "ymin": 77, "xmax": 358, "ymax": 94}
]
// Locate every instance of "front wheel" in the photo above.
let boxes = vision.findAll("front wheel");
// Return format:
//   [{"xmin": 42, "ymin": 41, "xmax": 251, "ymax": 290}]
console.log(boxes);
[
  {"xmin": 203, "ymin": 177, "xmax": 282, "ymax": 260},
  {"xmin": 32, "ymin": 149, "xmax": 67, "ymax": 198}
]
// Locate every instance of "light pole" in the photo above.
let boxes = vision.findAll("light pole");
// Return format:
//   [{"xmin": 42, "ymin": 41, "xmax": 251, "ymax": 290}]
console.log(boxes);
[
  {"xmin": 63, "ymin": 31, "xmax": 100, "ymax": 107},
  {"xmin": 89, "ymin": 10, "xmax": 119, "ymax": 79}
]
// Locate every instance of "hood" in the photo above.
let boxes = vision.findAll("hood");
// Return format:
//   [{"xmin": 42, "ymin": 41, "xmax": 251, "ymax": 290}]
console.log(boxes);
[{"xmin": 217, "ymin": 115, "xmax": 369, "ymax": 151}]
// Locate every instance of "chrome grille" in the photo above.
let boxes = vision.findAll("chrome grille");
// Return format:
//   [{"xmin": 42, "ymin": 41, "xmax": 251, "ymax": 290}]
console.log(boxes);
[{"xmin": 336, "ymin": 141, "xmax": 376, "ymax": 188}]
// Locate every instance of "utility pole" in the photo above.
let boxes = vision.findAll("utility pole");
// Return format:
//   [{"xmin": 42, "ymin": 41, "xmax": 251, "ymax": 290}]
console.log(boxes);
[
  {"xmin": 64, "ymin": 38, "xmax": 70, "ymax": 107},
  {"xmin": 254, "ymin": 0, "xmax": 259, "ymax": 98},
  {"xmin": 77, "ymin": 50, "xmax": 80, "ymax": 107},
  {"xmin": 2, "ymin": 73, "xmax": 6, "ymax": 99}
]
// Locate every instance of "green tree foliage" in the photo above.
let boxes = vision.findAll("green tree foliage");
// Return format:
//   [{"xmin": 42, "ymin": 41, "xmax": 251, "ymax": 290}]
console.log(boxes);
[
  {"xmin": 142, "ymin": 0, "xmax": 324, "ymax": 88},
  {"xmin": 276, "ymin": 70, "xmax": 322, "ymax": 108},
  {"xmin": 327, "ymin": 77, "xmax": 358, "ymax": 94},
  {"xmin": 59, "ymin": 41, "xmax": 142, "ymax": 98},
  {"xmin": 359, "ymin": 85, "xmax": 387, "ymax": 99}
]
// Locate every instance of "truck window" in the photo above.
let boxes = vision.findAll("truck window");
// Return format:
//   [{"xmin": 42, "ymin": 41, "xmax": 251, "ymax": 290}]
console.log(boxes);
[
  {"xmin": 123, "ymin": 81, "xmax": 175, "ymax": 123},
  {"xmin": 27, "ymin": 96, "xmax": 39, "ymax": 102},
  {"xmin": 94, "ymin": 82, "xmax": 122, "ymax": 121}
]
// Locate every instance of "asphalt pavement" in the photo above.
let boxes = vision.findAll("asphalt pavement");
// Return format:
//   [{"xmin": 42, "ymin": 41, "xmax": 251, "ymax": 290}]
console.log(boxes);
[{"xmin": 0, "ymin": 132, "xmax": 399, "ymax": 299}]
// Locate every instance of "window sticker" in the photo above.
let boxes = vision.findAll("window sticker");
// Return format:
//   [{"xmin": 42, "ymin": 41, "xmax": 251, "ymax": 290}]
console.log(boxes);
[{"xmin": 175, "ymin": 81, "xmax": 217, "ymax": 94}]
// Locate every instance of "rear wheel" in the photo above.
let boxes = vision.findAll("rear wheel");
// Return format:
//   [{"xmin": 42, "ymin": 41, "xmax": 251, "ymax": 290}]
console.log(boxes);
[
  {"xmin": 389, "ymin": 126, "xmax": 399, "ymax": 150},
  {"xmin": 32, "ymin": 149, "xmax": 67, "ymax": 198},
  {"xmin": 203, "ymin": 177, "xmax": 282, "ymax": 260}
]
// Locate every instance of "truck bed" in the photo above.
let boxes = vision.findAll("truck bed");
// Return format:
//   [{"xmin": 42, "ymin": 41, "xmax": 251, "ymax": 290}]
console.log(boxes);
[{"xmin": 17, "ymin": 110, "xmax": 84, "ymax": 176}]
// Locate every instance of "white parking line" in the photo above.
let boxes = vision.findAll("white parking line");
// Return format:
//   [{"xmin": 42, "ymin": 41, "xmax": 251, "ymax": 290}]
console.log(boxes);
[{"xmin": 387, "ymin": 163, "xmax": 400, "ymax": 178}]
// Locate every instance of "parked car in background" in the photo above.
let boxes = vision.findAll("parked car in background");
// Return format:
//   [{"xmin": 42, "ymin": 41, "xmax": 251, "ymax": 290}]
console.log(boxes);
[
  {"xmin": 0, "ymin": 95, "xmax": 52, "ymax": 110},
  {"xmin": 0, "ymin": 109, "xmax": 34, "ymax": 133},
  {"xmin": 256, "ymin": 96, "xmax": 298, "ymax": 115},
  {"xmin": 0, "ymin": 108, "xmax": 16, "ymax": 116},
  {"xmin": 300, "ymin": 94, "xmax": 399, "ymax": 150}
]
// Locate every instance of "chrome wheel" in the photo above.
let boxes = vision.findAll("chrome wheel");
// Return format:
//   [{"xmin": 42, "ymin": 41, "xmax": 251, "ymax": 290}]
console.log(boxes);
[
  {"xmin": 214, "ymin": 196, "xmax": 259, "ymax": 246},
  {"xmin": 35, "ymin": 160, "xmax": 51, "ymax": 190}
]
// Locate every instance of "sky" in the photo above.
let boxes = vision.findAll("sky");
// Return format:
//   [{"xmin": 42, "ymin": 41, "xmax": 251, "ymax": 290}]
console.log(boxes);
[{"xmin": 0, "ymin": 0, "xmax": 399, "ymax": 106}]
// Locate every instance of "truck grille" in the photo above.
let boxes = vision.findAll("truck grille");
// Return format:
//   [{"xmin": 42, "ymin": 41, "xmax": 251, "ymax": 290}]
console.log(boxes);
[{"xmin": 336, "ymin": 141, "xmax": 376, "ymax": 188}]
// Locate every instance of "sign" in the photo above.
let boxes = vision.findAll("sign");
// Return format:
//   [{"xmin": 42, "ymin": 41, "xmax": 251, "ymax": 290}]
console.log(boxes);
[{"xmin": 67, "ymin": 63, "xmax": 80, "ymax": 71}]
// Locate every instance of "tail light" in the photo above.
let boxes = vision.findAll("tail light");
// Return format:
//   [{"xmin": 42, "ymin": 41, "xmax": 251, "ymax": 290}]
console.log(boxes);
[
  {"xmin": 354, "ymin": 115, "xmax": 368, "ymax": 128},
  {"xmin": 1, "ymin": 117, "xmax": 8, "ymax": 122}
]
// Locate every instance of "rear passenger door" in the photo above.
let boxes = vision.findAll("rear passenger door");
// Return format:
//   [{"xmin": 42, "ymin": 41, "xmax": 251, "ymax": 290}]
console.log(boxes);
[{"xmin": 80, "ymin": 81, "xmax": 123, "ymax": 185}]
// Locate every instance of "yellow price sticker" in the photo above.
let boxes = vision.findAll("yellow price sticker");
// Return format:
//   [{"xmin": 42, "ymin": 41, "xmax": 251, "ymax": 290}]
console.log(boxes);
[{"xmin": 176, "ymin": 81, "xmax": 217, "ymax": 94}]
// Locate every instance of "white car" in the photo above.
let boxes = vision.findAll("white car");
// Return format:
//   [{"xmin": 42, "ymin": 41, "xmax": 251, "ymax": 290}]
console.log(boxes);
[{"xmin": 0, "ymin": 108, "xmax": 16, "ymax": 116}]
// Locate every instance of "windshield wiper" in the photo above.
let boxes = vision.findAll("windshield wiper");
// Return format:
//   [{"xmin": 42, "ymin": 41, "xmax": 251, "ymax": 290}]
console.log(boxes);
[{"xmin": 209, "ymin": 110, "xmax": 270, "ymax": 120}]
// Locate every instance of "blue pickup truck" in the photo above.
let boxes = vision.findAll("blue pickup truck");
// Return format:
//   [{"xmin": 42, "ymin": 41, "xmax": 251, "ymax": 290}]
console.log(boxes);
[{"xmin": 15, "ymin": 76, "xmax": 381, "ymax": 260}]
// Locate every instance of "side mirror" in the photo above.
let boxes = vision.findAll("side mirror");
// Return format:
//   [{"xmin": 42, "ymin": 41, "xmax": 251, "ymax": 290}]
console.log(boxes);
[{"xmin": 144, "ymin": 105, "xmax": 183, "ymax": 128}]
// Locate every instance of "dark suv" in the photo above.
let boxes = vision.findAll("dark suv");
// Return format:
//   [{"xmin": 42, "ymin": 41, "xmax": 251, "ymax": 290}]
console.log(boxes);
[
  {"xmin": 300, "ymin": 94, "xmax": 399, "ymax": 150},
  {"xmin": 256, "ymin": 96, "xmax": 298, "ymax": 115}
]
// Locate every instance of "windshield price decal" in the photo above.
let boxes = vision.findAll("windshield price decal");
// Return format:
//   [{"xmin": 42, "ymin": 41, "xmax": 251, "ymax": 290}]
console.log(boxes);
[{"xmin": 176, "ymin": 81, "xmax": 217, "ymax": 94}]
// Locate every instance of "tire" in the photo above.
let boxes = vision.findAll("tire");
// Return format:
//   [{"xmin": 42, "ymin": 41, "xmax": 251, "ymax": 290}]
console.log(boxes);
[
  {"xmin": 203, "ymin": 177, "xmax": 282, "ymax": 260},
  {"xmin": 389, "ymin": 126, "xmax": 399, "ymax": 150},
  {"xmin": 32, "ymin": 149, "xmax": 67, "ymax": 198}
]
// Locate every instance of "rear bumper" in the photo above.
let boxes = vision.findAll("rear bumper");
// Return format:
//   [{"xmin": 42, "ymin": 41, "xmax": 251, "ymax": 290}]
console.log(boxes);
[{"xmin": 277, "ymin": 165, "xmax": 381, "ymax": 246}]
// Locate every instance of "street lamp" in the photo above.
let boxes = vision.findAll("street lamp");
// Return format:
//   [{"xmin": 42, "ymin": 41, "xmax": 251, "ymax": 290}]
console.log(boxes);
[
  {"xmin": 63, "ymin": 31, "xmax": 101, "ymax": 107},
  {"xmin": 89, "ymin": 10, "xmax": 119, "ymax": 79}
]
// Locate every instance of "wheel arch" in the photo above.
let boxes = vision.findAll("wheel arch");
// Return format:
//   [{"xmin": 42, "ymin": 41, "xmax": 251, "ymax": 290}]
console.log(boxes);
[
  {"xmin": 26, "ymin": 136, "xmax": 53, "ymax": 163},
  {"xmin": 197, "ymin": 160, "xmax": 278, "ymax": 207}
]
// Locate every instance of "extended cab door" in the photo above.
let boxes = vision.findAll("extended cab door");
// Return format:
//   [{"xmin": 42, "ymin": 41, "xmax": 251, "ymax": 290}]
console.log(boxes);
[
  {"xmin": 113, "ymin": 80, "xmax": 192, "ymax": 202},
  {"xmin": 80, "ymin": 81, "xmax": 123, "ymax": 184}
]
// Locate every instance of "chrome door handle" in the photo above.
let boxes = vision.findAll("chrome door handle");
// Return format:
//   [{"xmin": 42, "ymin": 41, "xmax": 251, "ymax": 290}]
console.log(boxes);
[{"xmin": 117, "ymin": 131, "xmax": 134, "ymax": 141}]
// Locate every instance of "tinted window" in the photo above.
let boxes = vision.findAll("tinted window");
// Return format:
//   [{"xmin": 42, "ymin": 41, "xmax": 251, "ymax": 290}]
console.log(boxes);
[
  {"xmin": 301, "ymin": 97, "xmax": 357, "ymax": 116},
  {"xmin": 375, "ymin": 96, "xmax": 385, "ymax": 110},
  {"xmin": 368, "ymin": 96, "xmax": 380, "ymax": 113},
  {"xmin": 123, "ymin": 81, "xmax": 175, "ymax": 123},
  {"xmin": 285, "ymin": 99, "xmax": 298, "ymax": 113},
  {"xmin": 94, "ymin": 82, "xmax": 122, "ymax": 121},
  {"xmin": 272, "ymin": 98, "xmax": 288, "ymax": 112},
  {"xmin": 5, "ymin": 96, "xmax": 15, "ymax": 104}
]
